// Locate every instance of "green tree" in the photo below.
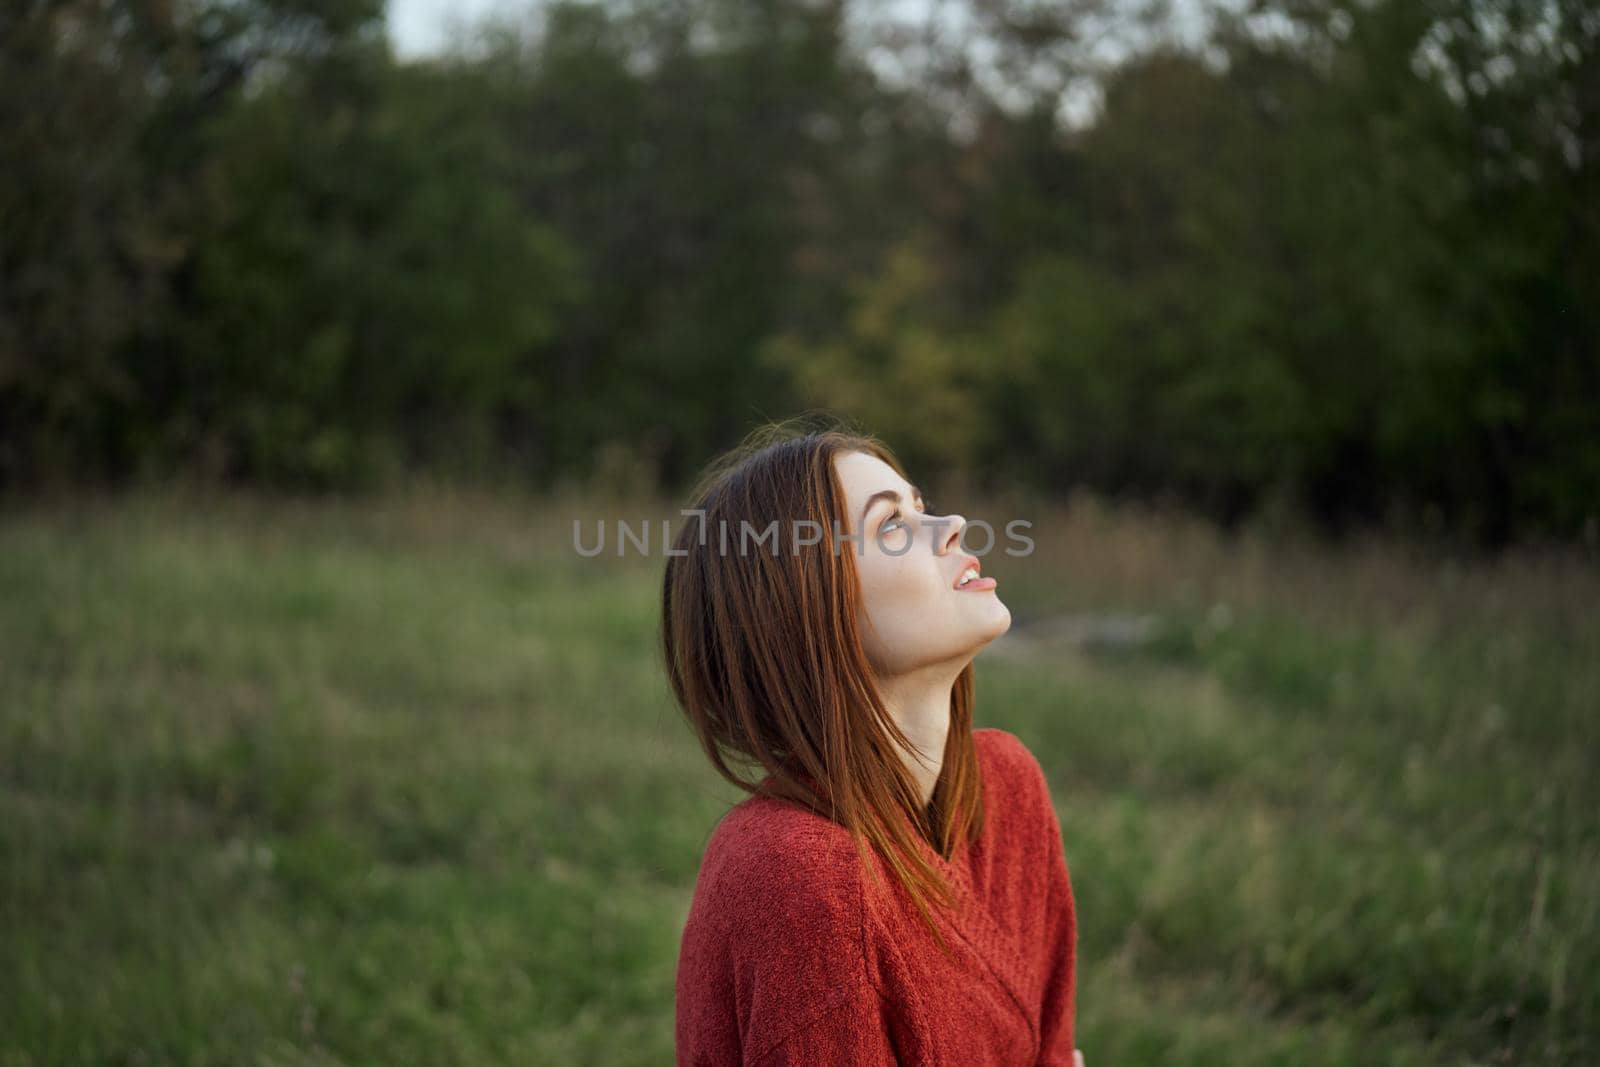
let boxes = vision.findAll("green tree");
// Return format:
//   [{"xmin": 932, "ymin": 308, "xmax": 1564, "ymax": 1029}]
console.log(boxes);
[{"xmin": 139, "ymin": 45, "xmax": 577, "ymax": 485}]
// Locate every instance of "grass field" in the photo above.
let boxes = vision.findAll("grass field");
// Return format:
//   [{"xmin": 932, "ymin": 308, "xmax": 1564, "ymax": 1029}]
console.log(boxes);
[{"xmin": 2, "ymin": 485, "xmax": 1595, "ymax": 1065}]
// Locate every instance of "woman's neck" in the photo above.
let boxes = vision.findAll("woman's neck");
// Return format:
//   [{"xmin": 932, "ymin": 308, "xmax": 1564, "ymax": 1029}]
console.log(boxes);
[{"xmin": 876, "ymin": 662, "xmax": 965, "ymax": 807}]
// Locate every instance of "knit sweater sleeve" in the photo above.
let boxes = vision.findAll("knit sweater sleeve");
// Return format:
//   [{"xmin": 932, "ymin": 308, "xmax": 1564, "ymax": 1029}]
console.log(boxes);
[
  {"xmin": 747, "ymin": 975, "xmax": 899, "ymax": 1066},
  {"xmin": 1029, "ymin": 757, "xmax": 1079, "ymax": 1065},
  {"xmin": 676, "ymin": 804, "xmax": 901, "ymax": 1067}
]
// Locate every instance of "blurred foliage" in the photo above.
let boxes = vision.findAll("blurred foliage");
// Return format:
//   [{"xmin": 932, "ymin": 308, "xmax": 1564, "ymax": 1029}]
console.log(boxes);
[
  {"xmin": 762, "ymin": 233, "xmax": 991, "ymax": 480},
  {"xmin": 1, "ymin": 0, "xmax": 1596, "ymax": 546}
]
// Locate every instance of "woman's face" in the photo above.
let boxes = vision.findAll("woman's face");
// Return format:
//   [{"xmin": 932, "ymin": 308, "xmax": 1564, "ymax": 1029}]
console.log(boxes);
[{"xmin": 833, "ymin": 450, "xmax": 1012, "ymax": 677}]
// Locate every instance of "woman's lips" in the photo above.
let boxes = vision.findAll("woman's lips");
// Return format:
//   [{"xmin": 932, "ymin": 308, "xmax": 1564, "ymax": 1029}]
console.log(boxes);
[{"xmin": 952, "ymin": 555, "xmax": 997, "ymax": 591}]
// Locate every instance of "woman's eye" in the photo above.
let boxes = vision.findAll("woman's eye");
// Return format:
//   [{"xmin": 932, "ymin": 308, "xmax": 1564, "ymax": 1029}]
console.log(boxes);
[{"xmin": 880, "ymin": 495, "xmax": 935, "ymax": 537}]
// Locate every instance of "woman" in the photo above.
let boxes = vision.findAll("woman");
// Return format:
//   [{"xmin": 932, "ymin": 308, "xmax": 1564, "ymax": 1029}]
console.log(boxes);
[{"xmin": 662, "ymin": 423, "xmax": 1081, "ymax": 1066}]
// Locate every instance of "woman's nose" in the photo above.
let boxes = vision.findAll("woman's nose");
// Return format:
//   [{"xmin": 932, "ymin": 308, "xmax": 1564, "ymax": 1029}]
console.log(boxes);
[{"xmin": 935, "ymin": 512, "xmax": 967, "ymax": 554}]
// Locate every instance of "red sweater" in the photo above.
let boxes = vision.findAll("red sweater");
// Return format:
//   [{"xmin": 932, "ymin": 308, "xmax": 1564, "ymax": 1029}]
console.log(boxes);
[{"xmin": 675, "ymin": 728, "xmax": 1078, "ymax": 1065}]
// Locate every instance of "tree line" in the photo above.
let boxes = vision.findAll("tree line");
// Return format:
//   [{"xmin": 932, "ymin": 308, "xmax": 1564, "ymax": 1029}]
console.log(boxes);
[{"xmin": 2, "ymin": 0, "xmax": 1595, "ymax": 547}]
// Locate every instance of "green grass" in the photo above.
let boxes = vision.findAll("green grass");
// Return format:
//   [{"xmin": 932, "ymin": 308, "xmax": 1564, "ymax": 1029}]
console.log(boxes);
[{"xmin": 2, "ymin": 485, "xmax": 1595, "ymax": 1065}]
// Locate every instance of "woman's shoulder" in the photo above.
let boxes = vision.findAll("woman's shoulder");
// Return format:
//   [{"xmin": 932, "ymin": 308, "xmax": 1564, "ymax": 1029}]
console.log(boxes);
[
  {"xmin": 704, "ymin": 788, "xmax": 863, "ymax": 866},
  {"xmin": 689, "ymin": 791, "xmax": 869, "ymax": 935},
  {"xmin": 973, "ymin": 727, "xmax": 1051, "ymax": 796},
  {"xmin": 972, "ymin": 727, "xmax": 1061, "ymax": 840},
  {"xmin": 678, "ymin": 794, "xmax": 894, "ymax": 1064},
  {"xmin": 686, "ymin": 730, "xmax": 1057, "ymax": 924}
]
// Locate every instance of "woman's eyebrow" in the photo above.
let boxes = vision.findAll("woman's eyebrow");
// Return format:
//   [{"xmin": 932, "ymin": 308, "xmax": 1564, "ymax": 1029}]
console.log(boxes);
[{"xmin": 859, "ymin": 484, "xmax": 922, "ymax": 529}]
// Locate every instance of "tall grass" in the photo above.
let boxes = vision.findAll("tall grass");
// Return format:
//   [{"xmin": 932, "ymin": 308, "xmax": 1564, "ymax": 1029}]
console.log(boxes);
[{"xmin": 1, "ymin": 484, "xmax": 1594, "ymax": 1065}]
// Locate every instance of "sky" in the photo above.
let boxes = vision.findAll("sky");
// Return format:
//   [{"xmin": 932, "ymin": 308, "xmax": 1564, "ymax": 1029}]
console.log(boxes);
[
  {"xmin": 387, "ymin": 0, "xmax": 530, "ymax": 58},
  {"xmin": 382, "ymin": 0, "xmax": 1222, "ymax": 129},
  {"xmin": 386, "ymin": 0, "xmax": 1220, "ymax": 61}
]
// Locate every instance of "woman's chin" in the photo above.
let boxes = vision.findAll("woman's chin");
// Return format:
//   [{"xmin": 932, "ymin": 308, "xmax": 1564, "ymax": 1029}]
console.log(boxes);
[
  {"xmin": 971, "ymin": 596, "xmax": 1012, "ymax": 644},
  {"xmin": 990, "ymin": 601, "xmax": 1013, "ymax": 638}
]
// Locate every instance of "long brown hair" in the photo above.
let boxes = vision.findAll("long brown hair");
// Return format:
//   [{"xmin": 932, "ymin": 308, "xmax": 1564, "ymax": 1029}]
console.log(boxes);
[{"xmin": 659, "ymin": 417, "xmax": 985, "ymax": 955}]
